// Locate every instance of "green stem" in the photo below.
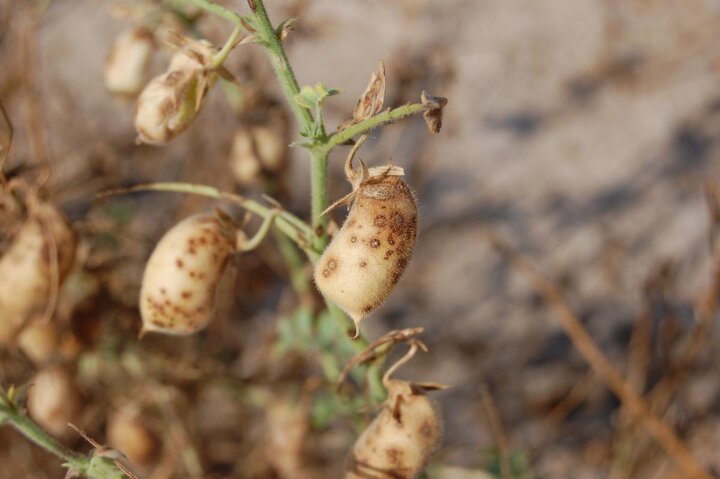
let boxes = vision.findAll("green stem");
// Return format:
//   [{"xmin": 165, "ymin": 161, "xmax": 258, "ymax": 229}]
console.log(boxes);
[
  {"xmin": 98, "ymin": 182, "xmax": 317, "ymax": 259},
  {"xmin": 3, "ymin": 411, "xmax": 86, "ymax": 471},
  {"xmin": 324, "ymin": 103, "xmax": 425, "ymax": 151},
  {"xmin": 249, "ymin": 0, "xmax": 315, "ymax": 131},
  {"xmin": 211, "ymin": 25, "xmax": 243, "ymax": 68},
  {"xmin": 274, "ymin": 229, "xmax": 310, "ymax": 295},
  {"xmin": 169, "ymin": 0, "xmax": 245, "ymax": 28},
  {"xmin": 310, "ymin": 148, "xmax": 329, "ymax": 250}
]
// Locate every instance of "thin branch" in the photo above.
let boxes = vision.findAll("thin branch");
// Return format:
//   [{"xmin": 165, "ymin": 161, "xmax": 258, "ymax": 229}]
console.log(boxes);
[
  {"xmin": 96, "ymin": 182, "xmax": 317, "ymax": 259},
  {"xmin": 324, "ymin": 103, "xmax": 425, "ymax": 151}
]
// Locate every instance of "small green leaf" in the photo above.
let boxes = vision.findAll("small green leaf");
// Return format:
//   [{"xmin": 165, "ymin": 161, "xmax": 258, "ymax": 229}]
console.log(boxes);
[{"xmin": 294, "ymin": 83, "xmax": 342, "ymax": 110}]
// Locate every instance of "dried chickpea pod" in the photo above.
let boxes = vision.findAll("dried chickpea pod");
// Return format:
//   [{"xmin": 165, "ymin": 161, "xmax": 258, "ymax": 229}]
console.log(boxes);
[
  {"xmin": 346, "ymin": 343, "xmax": 444, "ymax": 479},
  {"xmin": 134, "ymin": 39, "xmax": 216, "ymax": 145},
  {"xmin": 314, "ymin": 138, "xmax": 417, "ymax": 336},
  {"xmin": 107, "ymin": 405, "xmax": 157, "ymax": 465},
  {"xmin": 104, "ymin": 27, "xmax": 155, "ymax": 96},
  {"xmin": 17, "ymin": 318, "xmax": 59, "ymax": 365},
  {"xmin": 0, "ymin": 200, "xmax": 75, "ymax": 344},
  {"xmin": 265, "ymin": 396, "xmax": 310, "ymax": 477},
  {"xmin": 229, "ymin": 124, "xmax": 287, "ymax": 185},
  {"xmin": 139, "ymin": 212, "xmax": 236, "ymax": 335},
  {"xmin": 27, "ymin": 366, "xmax": 81, "ymax": 437}
]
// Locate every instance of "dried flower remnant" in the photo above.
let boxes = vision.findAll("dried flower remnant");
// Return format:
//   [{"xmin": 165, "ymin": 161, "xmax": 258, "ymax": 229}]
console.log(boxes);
[
  {"xmin": 104, "ymin": 27, "xmax": 155, "ymax": 96},
  {"xmin": 420, "ymin": 91, "xmax": 448, "ymax": 134},
  {"xmin": 134, "ymin": 39, "xmax": 217, "ymax": 145},
  {"xmin": 139, "ymin": 212, "xmax": 236, "ymax": 335},
  {"xmin": 353, "ymin": 61, "xmax": 387, "ymax": 123},
  {"xmin": 314, "ymin": 139, "xmax": 417, "ymax": 336}
]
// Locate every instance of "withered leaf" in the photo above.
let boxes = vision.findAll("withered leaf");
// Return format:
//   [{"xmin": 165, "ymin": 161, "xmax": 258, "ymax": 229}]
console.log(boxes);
[
  {"xmin": 352, "ymin": 60, "xmax": 386, "ymax": 123},
  {"xmin": 421, "ymin": 90, "xmax": 448, "ymax": 134}
]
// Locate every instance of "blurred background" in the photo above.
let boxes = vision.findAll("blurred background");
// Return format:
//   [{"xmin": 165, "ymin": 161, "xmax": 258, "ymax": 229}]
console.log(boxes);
[{"xmin": 2, "ymin": 0, "xmax": 720, "ymax": 477}]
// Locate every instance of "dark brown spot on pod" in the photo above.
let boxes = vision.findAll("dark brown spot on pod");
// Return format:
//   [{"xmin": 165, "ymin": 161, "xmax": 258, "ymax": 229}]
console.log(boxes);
[
  {"xmin": 370, "ymin": 238, "xmax": 381, "ymax": 248},
  {"xmin": 386, "ymin": 448, "xmax": 402, "ymax": 464},
  {"xmin": 362, "ymin": 305, "xmax": 373, "ymax": 314},
  {"xmin": 350, "ymin": 236, "xmax": 358, "ymax": 243},
  {"xmin": 388, "ymin": 236, "xmax": 395, "ymax": 245},
  {"xmin": 384, "ymin": 250, "xmax": 394, "ymax": 260},
  {"xmin": 327, "ymin": 258, "xmax": 337, "ymax": 270},
  {"xmin": 391, "ymin": 211, "xmax": 405, "ymax": 228},
  {"xmin": 419, "ymin": 420, "xmax": 434, "ymax": 438},
  {"xmin": 374, "ymin": 215, "xmax": 387, "ymax": 227},
  {"xmin": 176, "ymin": 258, "xmax": 184, "ymax": 268},
  {"xmin": 181, "ymin": 291, "xmax": 192, "ymax": 299},
  {"xmin": 322, "ymin": 269, "xmax": 331, "ymax": 277},
  {"xmin": 359, "ymin": 261, "xmax": 367, "ymax": 268}
]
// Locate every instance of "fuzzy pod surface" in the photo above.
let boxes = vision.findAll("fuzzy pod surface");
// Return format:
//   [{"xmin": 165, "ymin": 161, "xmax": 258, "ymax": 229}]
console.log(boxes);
[
  {"xmin": 345, "ymin": 379, "xmax": 442, "ymax": 478},
  {"xmin": 140, "ymin": 213, "xmax": 236, "ymax": 335},
  {"xmin": 0, "ymin": 202, "xmax": 75, "ymax": 343},
  {"xmin": 314, "ymin": 173, "xmax": 417, "ymax": 334}
]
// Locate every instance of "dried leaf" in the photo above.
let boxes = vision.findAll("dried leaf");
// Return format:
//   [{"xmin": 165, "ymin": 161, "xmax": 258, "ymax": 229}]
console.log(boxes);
[
  {"xmin": 353, "ymin": 60, "xmax": 386, "ymax": 123},
  {"xmin": 421, "ymin": 90, "xmax": 448, "ymax": 134}
]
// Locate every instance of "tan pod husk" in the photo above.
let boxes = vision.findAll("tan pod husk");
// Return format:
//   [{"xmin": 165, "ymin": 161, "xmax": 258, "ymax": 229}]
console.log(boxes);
[
  {"xmin": 134, "ymin": 40, "xmax": 216, "ymax": 145},
  {"xmin": 0, "ymin": 201, "xmax": 75, "ymax": 344},
  {"xmin": 345, "ymin": 342, "xmax": 443, "ymax": 478},
  {"xmin": 27, "ymin": 366, "xmax": 81, "ymax": 438},
  {"xmin": 139, "ymin": 213, "xmax": 236, "ymax": 335},
  {"xmin": 314, "ymin": 141, "xmax": 417, "ymax": 336},
  {"xmin": 104, "ymin": 27, "xmax": 155, "ymax": 96},
  {"xmin": 107, "ymin": 405, "xmax": 157, "ymax": 465}
]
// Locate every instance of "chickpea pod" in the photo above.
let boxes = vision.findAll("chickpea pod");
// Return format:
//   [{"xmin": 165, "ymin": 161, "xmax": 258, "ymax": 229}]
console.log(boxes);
[
  {"xmin": 346, "ymin": 341, "xmax": 444, "ymax": 478},
  {"xmin": 0, "ymin": 200, "xmax": 75, "ymax": 344},
  {"xmin": 314, "ymin": 138, "xmax": 417, "ymax": 336},
  {"xmin": 104, "ymin": 27, "xmax": 155, "ymax": 96},
  {"xmin": 139, "ymin": 213, "xmax": 236, "ymax": 336},
  {"xmin": 27, "ymin": 366, "xmax": 81, "ymax": 438},
  {"xmin": 134, "ymin": 38, "xmax": 216, "ymax": 145},
  {"xmin": 139, "ymin": 210, "xmax": 277, "ymax": 335}
]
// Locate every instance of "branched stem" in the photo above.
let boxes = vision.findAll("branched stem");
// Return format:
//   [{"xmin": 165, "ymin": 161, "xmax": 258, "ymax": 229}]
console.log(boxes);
[
  {"xmin": 97, "ymin": 182, "xmax": 318, "ymax": 260},
  {"xmin": 323, "ymin": 103, "xmax": 426, "ymax": 151},
  {"xmin": 0, "ymin": 397, "xmax": 127, "ymax": 478},
  {"xmin": 248, "ymin": 0, "xmax": 314, "ymax": 131}
]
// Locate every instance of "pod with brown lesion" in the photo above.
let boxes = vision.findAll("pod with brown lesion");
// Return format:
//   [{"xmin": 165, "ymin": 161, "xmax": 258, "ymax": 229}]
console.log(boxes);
[
  {"xmin": 314, "ymin": 137, "xmax": 418, "ymax": 336},
  {"xmin": 345, "ymin": 341, "xmax": 445, "ymax": 479},
  {"xmin": 139, "ymin": 212, "xmax": 236, "ymax": 336}
]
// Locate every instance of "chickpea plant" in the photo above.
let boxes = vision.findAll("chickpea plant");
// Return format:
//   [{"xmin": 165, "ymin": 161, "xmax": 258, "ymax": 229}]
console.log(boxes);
[{"xmin": 0, "ymin": 1, "xmax": 448, "ymax": 478}]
